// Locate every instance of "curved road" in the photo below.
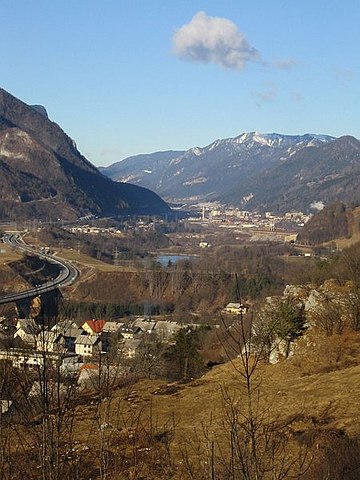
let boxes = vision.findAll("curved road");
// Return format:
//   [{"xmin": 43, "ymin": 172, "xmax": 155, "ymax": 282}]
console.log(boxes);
[{"xmin": 0, "ymin": 233, "xmax": 79, "ymax": 305}]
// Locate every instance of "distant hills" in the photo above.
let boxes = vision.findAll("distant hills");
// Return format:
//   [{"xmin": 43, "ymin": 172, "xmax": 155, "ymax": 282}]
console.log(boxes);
[
  {"xmin": 0, "ymin": 88, "xmax": 170, "ymax": 221},
  {"xmin": 101, "ymin": 132, "xmax": 360, "ymax": 213}
]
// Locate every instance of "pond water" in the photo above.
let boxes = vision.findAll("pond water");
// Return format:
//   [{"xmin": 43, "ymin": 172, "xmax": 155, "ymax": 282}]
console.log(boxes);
[{"xmin": 156, "ymin": 254, "xmax": 195, "ymax": 266}]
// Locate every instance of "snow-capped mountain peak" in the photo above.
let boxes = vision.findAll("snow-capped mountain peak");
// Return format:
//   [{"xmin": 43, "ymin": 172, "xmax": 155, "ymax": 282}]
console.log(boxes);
[
  {"xmin": 231, "ymin": 132, "xmax": 335, "ymax": 149},
  {"xmin": 100, "ymin": 130, "xmax": 351, "ymax": 213}
]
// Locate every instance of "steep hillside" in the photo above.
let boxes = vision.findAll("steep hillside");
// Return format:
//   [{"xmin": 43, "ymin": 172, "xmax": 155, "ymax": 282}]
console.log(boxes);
[
  {"xmin": 297, "ymin": 203, "xmax": 350, "ymax": 245},
  {"xmin": 0, "ymin": 88, "xmax": 170, "ymax": 220}
]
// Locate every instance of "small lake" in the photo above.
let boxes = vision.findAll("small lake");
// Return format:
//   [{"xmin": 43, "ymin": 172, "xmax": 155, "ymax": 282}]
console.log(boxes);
[{"xmin": 156, "ymin": 254, "xmax": 196, "ymax": 266}]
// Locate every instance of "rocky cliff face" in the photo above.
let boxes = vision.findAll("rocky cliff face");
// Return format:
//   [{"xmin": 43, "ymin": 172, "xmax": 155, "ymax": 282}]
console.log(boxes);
[{"xmin": 0, "ymin": 88, "xmax": 170, "ymax": 220}]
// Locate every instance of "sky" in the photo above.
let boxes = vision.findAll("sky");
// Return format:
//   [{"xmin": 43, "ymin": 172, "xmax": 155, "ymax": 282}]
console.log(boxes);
[{"xmin": 1, "ymin": 1, "xmax": 359, "ymax": 166}]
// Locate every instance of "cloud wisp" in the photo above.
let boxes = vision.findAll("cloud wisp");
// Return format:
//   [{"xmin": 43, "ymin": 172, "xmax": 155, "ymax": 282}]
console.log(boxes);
[
  {"xmin": 172, "ymin": 11, "xmax": 259, "ymax": 70},
  {"xmin": 274, "ymin": 59, "xmax": 298, "ymax": 70},
  {"xmin": 253, "ymin": 84, "xmax": 277, "ymax": 106}
]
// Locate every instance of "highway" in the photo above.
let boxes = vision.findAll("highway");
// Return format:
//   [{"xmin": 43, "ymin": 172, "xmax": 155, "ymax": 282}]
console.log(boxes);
[{"xmin": 0, "ymin": 233, "xmax": 79, "ymax": 305}]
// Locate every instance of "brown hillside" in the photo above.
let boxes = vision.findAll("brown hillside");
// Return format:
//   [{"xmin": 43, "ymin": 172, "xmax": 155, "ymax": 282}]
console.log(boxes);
[{"xmin": 19, "ymin": 328, "xmax": 360, "ymax": 478}]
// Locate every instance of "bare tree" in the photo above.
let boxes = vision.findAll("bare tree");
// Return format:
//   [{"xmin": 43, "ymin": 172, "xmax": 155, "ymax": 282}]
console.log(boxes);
[{"xmin": 181, "ymin": 280, "xmax": 310, "ymax": 480}]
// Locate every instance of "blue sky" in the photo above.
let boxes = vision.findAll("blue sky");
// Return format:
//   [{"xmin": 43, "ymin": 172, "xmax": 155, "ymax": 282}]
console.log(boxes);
[{"xmin": 1, "ymin": 1, "xmax": 359, "ymax": 166}]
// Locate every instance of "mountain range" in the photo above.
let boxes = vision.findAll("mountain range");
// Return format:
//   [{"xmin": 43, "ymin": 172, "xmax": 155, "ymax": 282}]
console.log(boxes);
[
  {"xmin": 2, "ymin": 85, "xmax": 359, "ymax": 218},
  {"xmin": 0, "ymin": 88, "xmax": 170, "ymax": 221},
  {"xmin": 101, "ymin": 132, "xmax": 360, "ymax": 213}
]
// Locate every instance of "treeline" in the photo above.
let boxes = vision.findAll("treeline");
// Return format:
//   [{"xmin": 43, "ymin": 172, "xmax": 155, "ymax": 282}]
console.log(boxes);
[
  {"xmin": 59, "ymin": 299, "xmax": 174, "ymax": 322},
  {"xmin": 68, "ymin": 238, "xmax": 360, "ymax": 315},
  {"xmin": 70, "ymin": 244, "xmax": 293, "ymax": 315}
]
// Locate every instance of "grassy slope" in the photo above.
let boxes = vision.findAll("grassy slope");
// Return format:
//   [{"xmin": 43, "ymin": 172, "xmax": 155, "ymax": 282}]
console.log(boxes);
[
  {"xmin": 68, "ymin": 329, "xmax": 360, "ymax": 452},
  {"xmin": 116, "ymin": 334, "xmax": 360, "ymax": 442},
  {"xmin": 6, "ymin": 329, "xmax": 360, "ymax": 479}
]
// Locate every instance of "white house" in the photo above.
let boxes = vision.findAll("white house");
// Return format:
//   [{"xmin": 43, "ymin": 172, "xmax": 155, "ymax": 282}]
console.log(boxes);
[
  {"xmin": 75, "ymin": 335, "xmax": 102, "ymax": 357},
  {"xmin": 119, "ymin": 338, "xmax": 142, "ymax": 358},
  {"xmin": 52, "ymin": 320, "xmax": 82, "ymax": 352},
  {"xmin": 132, "ymin": 317, "xmax": 156, "ymax": 334},
  {"xmin": 81, "ymin": 320, "xmax": 106, "ymax": 336},
  {"xmin": 14, "ymin": 319, "xmax": 40, "ymax": 347},
  {"xmin": 224, "ymin": 303, "xmax": 249, "ymax": 315},
  {"xmin": 36, "ymin": 331, "xmax": 66, "ymax": 353},
  {"xmin": 119, "ymin": 326, "xmax": 142, "ymax": 339},
  {"xmin": 0, "ymin": 348, "xmax": 78, "ymax": 369},
  {"xmin": 103, "ymin": 321, "xmax": 123, "ymax": 334}
]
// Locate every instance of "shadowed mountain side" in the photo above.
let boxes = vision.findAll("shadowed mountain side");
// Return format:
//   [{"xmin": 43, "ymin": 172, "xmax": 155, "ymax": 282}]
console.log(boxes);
[{"xmin": 0, "ymin": 88, "xmax": 170, "ymax": 220}]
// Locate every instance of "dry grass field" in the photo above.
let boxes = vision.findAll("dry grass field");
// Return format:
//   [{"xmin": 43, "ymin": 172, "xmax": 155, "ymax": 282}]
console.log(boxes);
[
  {"xmin": 0, "ymin": 245, "xmax": 21, "ymax": 264},
  {"xmin": 58, "ymin": 248, "xmax": 126, "ymax": 272},
  {"xmin": 103, "ymin": 329, "xmax": 360, "ymax": 443},
  {"xmin": 32, "ymin": 327, "xmax": 357, "ymax": 479}
]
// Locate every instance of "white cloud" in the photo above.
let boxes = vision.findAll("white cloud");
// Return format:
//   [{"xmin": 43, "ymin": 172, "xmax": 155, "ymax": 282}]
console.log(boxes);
[
  {"xmin": 254, "ymin": 84, "xmax": 277, "ymax": 105},
  {"xmin": 256, "ymin": 90, "xmax": 276, "ymax": 102},
  {"xmin": 172, "ymin": 11, "xmax": 259, "ymax": 70}
]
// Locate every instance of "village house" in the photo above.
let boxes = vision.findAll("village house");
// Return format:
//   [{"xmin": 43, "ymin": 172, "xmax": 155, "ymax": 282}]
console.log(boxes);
[
  {"xmin": 0, "ymin": 348, "xmax": 78, "ymax": 369},
  {"xmin": 103, "ymin": 321, "xmax": 123, "ymax": 334},
  {"xmin": 36, "ymin": 331, "xmax": 66, "ymax": 353},
  {"xmin": 224, "ymin": 302, "xmax": 249, "ymax": 315},
  {"xmin": 119, "ymin": 338, "xmax": 142, "ymax": 358},
  {"xmin": 76, "ymin": 320, "xmax": 124, "ymax": 355},
  {"xmin": 153, "ymin": 320, "xmax": 181, "ymax": 342},
  {"xmin": 132, "ymin": 317, "xmax": 156, "ymax": 334},
  {"xmin": 119, "ymin": 325, "xmax": 142, "ymax": 339},
  {"xmin": 51, "ymin": 320, "xmax": 82, "ymax": 352},
  {"xmin": 75, "ymin": 334, "xmax": 102, "ymax": 357},
  {"xmin": 14, "ymin": 319, "xmax": 40, "ymax": 347},
  {"xmin": 81, "ymin": 319, "xmax": 106, "ymax": 336}
]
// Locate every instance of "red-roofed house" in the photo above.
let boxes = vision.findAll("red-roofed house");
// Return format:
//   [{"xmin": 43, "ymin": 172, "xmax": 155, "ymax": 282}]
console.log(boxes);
[{"xmin": 82, "ymin": 320, "xmax": 106, "ymax": 336}]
